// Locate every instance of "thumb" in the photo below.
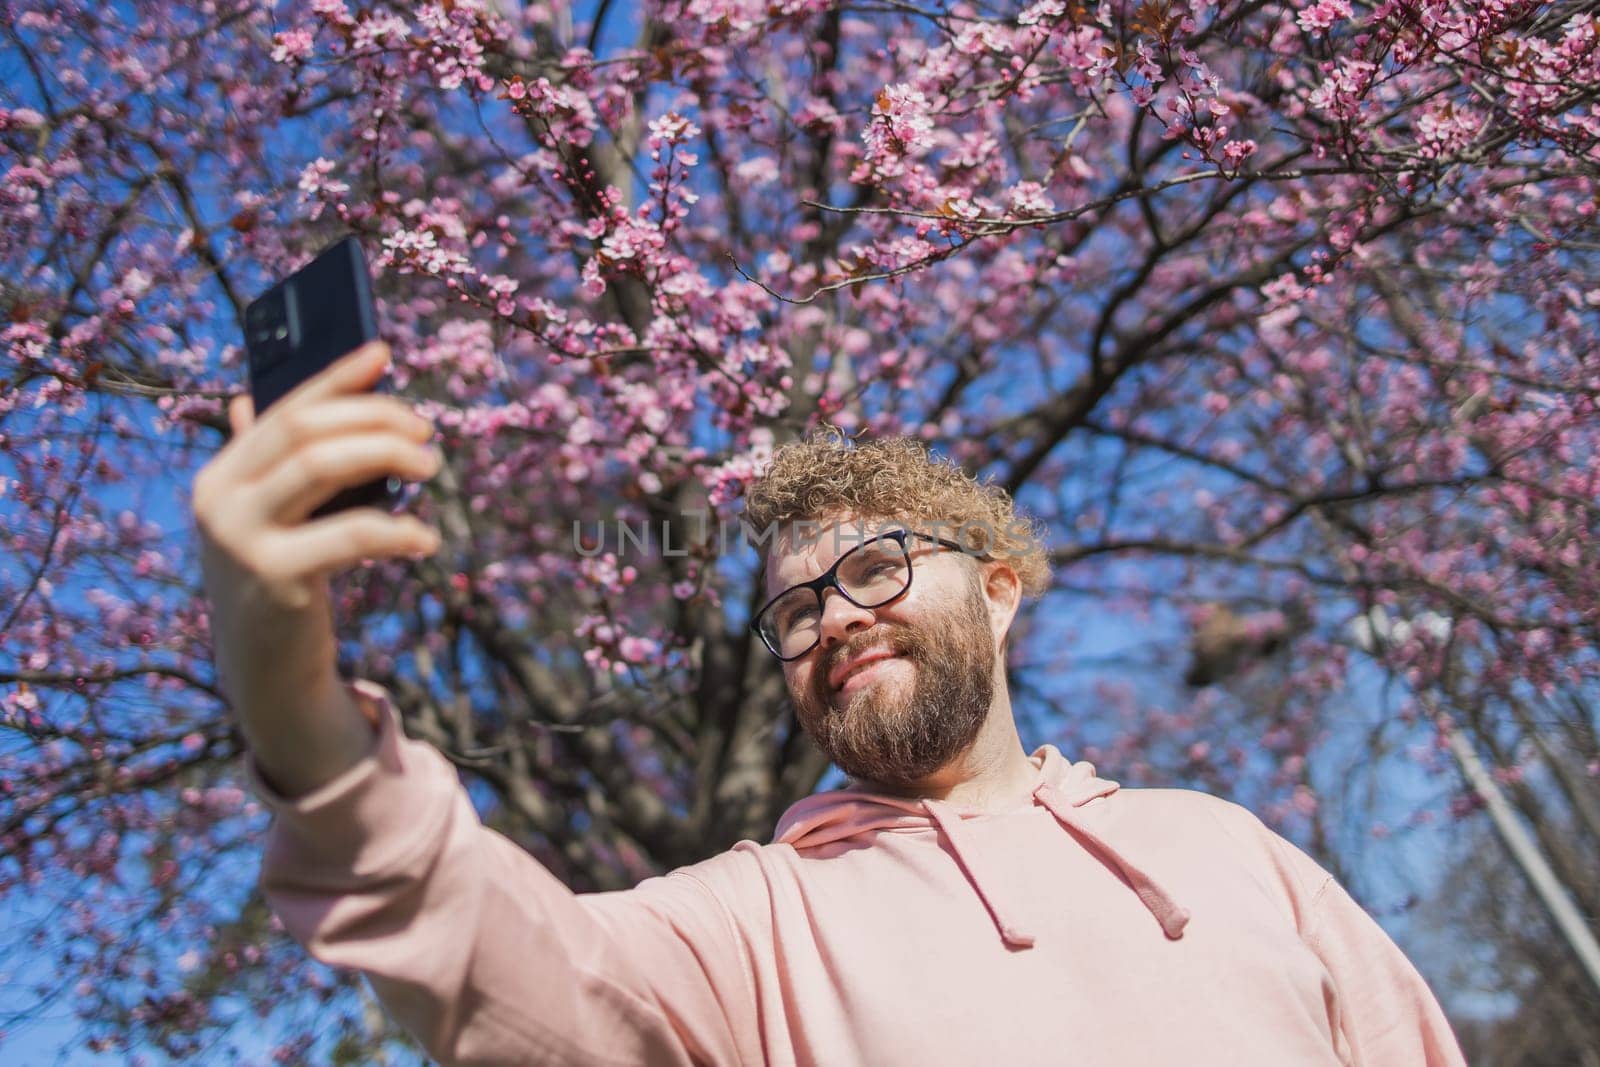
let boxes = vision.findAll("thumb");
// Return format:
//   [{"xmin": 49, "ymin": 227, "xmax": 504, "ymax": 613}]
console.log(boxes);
[{"xmin": 227, "ymin": 393, "xmax": 256, "ymax": 436}]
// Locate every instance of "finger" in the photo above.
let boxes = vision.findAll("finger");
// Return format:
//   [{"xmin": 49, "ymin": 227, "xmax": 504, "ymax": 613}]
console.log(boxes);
[
  {"xmin": 230, "ymin": 396, "xmax": 433, "ymax": 482},
  {"xmin": 194, "ymin": 395, "xmax": 260, "ymax": 513},
  {"xmin": 228, "ymin": 394, "xmax": 256, "ymax": 436},
  {"xmin": 251, "ymin": 432, "xmax": 441, "ymax": 523},
  {"xmin": 257, "ymin": 510, "xmax": 442, "ymax": 579},
  {"xmin": 283, "ymin": 340, "xmax": 391, "ymax": 406}
]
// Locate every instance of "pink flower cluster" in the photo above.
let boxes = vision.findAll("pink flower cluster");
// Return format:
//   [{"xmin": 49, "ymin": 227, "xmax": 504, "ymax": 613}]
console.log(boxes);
[
  {"xmin": 507, "ymin": 76, "xmax": 599, "ymax": 148},
  {"xmin": 861, "ymin": 84, "xmax": 935, "ymax": 176},
  {"xmin": 1296, "ymin": 0, "xmax": 1354, "ymax": 35}
]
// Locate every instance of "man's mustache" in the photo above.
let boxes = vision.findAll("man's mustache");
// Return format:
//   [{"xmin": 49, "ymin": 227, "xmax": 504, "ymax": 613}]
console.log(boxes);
[{"xmin": 816, "ymin": 626, "xmax": 922, "ymax": 702}]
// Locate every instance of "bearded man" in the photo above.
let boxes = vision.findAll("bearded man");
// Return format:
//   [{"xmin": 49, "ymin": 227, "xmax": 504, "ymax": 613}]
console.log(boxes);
[{"xmin": 195, "ymin": 343, "xmax": 1466, "ymax": 1066}]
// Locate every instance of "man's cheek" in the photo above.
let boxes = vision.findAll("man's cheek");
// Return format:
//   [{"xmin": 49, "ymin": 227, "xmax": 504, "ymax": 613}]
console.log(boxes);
[{"xmin": 788, "ymin": 665, "xmax": 822, "ymax": 706}]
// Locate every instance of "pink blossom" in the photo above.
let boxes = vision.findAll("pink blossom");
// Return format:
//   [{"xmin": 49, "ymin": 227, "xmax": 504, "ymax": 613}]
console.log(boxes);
[
  {"xmin": 1296, "ymin": 0, "xmax": 1353, "ymax": 36},
  {"xmin": 350, "ymin": 11, "xmax": 410, "ymax": 52},
  {"xmin": 864, "ymin": 84, "xmax": 935, "ymax": 164},
  {"xmin": 1, "ymin": 106, "xmax": 46, "ymax": 129},
  {"xmin": 1221, "ymin": 139, "xmax": 1258, "ymax": 167},
  {"xmin": 1006, "ymin": 181, "xmax": 1056, "ymax": 217},
  {"xmin": 295, "ymin": 158, "xmax": 349, "ymax": 220},
  {"xmin": 1017, "ymin": 0, "xmax": 1067, "ymax": 25},
  {"xmin": 269, "ymin": 28, "xmax": 316, "ymax": 64}
]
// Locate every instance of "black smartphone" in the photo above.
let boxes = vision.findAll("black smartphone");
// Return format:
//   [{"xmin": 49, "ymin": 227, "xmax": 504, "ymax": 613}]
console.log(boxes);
[{"xmin": 243, "ymin": 236, "xmax": 403, "ymax": 518}]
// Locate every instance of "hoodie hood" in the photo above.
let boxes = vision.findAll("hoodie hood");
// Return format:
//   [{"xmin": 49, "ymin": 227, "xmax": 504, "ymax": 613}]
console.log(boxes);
[{"xmin": 772, "ymin": 745, "xmax": 1190, "ymax": 948}]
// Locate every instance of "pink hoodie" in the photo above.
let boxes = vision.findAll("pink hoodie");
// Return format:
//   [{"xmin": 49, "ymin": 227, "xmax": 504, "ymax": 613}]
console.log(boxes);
[{"xmin": 254, "ymin": 682, "xmax": 1466, "ymax": 1066}]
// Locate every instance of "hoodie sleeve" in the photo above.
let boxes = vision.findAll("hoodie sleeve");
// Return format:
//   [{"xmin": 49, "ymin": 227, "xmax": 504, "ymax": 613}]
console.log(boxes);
[
  {"xmin": 1269, "ymin": 838, "xmax": 1466, "ymax": 1067},
  {"xmin": 249, "ymin": 681, "xmax": 762, "ymax": 1067}
]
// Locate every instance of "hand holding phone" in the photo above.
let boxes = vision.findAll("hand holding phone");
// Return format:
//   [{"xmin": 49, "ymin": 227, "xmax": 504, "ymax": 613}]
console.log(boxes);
[
  {"xmin": 244, "ymin": 236, "xmax": 404, "ymax": 517},
  {"xmin": 191, "ymin": 240, "xmax": 443, "ymax": 794}
]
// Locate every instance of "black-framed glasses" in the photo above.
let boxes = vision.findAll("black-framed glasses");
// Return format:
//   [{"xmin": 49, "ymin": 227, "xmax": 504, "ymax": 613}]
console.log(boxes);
[{"xmin": 751, "ymin": 529, "xmax": 976, "ymax": 661}]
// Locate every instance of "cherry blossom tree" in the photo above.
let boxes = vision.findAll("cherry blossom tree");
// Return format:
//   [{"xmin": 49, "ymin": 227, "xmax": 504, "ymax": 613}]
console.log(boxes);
[{"xmin": 3, "ymin": 0, "xmax": 1597, "ymax": 1057}]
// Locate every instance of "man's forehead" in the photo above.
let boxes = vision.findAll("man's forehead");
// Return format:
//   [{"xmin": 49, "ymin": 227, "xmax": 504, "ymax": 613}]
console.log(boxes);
[{"xmin": 765, "ymin": 514, "xmax": 904, "ymax": 591}]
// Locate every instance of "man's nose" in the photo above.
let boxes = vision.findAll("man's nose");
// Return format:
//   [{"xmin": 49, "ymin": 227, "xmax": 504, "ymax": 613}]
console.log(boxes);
[{"xmin": 817, "ymin": 587, "xmax": 875, "ymax": 651}]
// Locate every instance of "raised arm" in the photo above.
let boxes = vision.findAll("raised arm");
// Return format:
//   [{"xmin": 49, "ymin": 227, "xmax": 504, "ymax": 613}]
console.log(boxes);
[
  {"xmin": 193, "ymin": 340, "xmax": 441, "ymax": 797},
  {"xmin": 194, "ymin": 344, "xmax": 760, "ymax": 1064}
]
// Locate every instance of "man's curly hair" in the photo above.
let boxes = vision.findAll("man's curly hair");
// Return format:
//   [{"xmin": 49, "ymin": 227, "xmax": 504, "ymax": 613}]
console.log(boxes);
[{"xmin": 742, "ymin": 428, "xmax": 1052, "ymax": 598}]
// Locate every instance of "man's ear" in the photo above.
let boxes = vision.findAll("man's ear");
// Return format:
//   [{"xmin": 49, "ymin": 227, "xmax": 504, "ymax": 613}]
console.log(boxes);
[{"xmin": 982, "ymin": 561, "xmax": 1022, "ymax": 649}]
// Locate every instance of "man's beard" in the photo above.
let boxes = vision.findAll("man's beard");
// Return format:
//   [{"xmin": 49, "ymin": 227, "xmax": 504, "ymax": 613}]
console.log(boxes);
[{"xmin": 793, "ymin": 579, "xmax": 996, "ymax": 791}]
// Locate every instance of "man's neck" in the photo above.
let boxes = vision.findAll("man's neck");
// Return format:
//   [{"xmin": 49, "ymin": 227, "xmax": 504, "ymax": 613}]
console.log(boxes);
[{"xmin": 856, "ymin": 695, "xmax": 1041, "ymax": 811}]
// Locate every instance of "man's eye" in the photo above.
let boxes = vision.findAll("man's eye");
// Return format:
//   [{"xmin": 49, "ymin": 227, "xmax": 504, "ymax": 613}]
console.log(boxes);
[
  {"xmin": 782, "ymin": 603, "xmax": 819, "ymax": 629},
  {"xmin": 774, "ymin": 598, "xmax": 819, "ymax": 630}
]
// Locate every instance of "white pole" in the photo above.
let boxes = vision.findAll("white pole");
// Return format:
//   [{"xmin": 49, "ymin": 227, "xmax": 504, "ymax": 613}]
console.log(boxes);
[{"xmin": 1440, "ymin": 718, "xmax": 1600, "ymax": 997}]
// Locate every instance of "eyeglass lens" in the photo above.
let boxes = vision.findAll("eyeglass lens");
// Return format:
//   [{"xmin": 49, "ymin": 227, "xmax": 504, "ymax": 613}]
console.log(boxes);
[{"xmin": 759, "ymin": 536, "xmax": 911, "ymax": 658}]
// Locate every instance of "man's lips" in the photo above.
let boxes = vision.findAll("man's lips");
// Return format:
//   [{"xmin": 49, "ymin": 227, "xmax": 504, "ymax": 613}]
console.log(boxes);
[{"xmin": 829, "ymin": 647, "xmax": 901, "ymax": 691}]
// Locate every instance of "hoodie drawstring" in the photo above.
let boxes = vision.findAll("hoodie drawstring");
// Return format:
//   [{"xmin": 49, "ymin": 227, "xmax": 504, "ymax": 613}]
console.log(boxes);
[
  {"xmin": 1035, "ymin": 782, "xmax": 1191, "ymax": 941},
  {"xmin": 922, "ymin": 783, "xmax": 1191, "ymax": 949},
  {"xmin": 774, "ymin": 746, "xmax": 1191, "ymax": 949},
  {"xmin": 924, "ymin": 799, "xmax": 1038, "ymax": 949}
]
